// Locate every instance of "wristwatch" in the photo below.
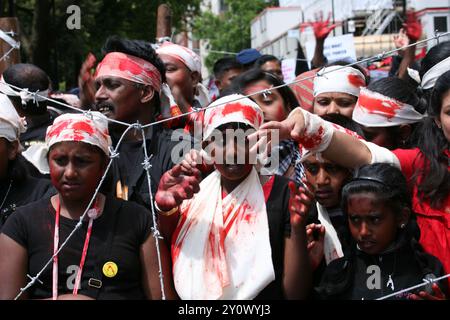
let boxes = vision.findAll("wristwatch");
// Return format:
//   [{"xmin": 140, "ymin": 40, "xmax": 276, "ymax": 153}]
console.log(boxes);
[{"xmin": 154, "ymin": 202, "xmax": 179, "ymax": 216}]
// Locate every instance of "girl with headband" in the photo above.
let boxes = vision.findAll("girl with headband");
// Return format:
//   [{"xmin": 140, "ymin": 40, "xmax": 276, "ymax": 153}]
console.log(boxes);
[
  {"xmin": 312, "ymin": 62, "xmax": 367, "ymax": 119},
  {"xmin": 0, "ymin": 112, "xmax": 176, "ymax": 299},
  {"xmin": 154, "ymin": 94, "xmax": 313, "ymax": 299},
  {"xmin": 254, "ymin": 69, "xmax": 450, "ymax": 292}
]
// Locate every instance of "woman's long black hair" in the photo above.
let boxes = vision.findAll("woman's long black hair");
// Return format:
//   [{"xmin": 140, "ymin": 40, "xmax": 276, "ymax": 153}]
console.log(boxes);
[{"xmin": 415, "ymin": 70, "xmax": 450, "ymax": 208}]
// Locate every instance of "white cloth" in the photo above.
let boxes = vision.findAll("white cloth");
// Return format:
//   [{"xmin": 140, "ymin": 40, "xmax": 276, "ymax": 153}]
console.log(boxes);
[
  {"xmin": 156, "ymin": 42, "xmax": 202, "ymax": 74},
  {"xmin": 314, "ymin": 66, "xmax": 365, "ymax": 97},
  {"xmin": 421, "ymin": 56, "xmax": 450, "ymax": 90},
  {"xmin": 23, "ymin": 112, "xmax": 112, "ymax": 174},
  {"xmin": 0, "ymin": 93, "xmax": 26, "ymax": 141},
  {"xmin": 0, "ymin": 76, "xmax": 49, "ymax": 106},
  {"xmin": 316, "ymin": 203, "xmax": 344, "ymax": 265},
  {"xmin": 361, "ymin": 140, "xmax": 401, "ymax": 168},
  {"xmin": 353, "ymin": 87, "xmax": 424, "ymax": 127},
  {"xmin": 172, "ymin": 168, "xmax": 275, "ymax": 300},
  {"xmin": 203, "ymin": 94, "xmax": 263, "ymax": 141}
]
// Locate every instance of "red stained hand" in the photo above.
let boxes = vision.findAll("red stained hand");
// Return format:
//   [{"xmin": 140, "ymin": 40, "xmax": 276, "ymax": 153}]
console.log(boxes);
[
  {"xmin": 306, "ymin": 223, "xmax": 325, "ymax": 271},
  {"xmin": 403, "ymin": 11, "xmax": 422, "ymax": 42},
  {"xmin": 288, "ymin": 178, "xmax": 315, "ymax": 231},
  {"xmin": 409, "ymin": 283, "xmax": 447, "ymax": 300},
  {"xmin": 155, "ymin": 163, "xmax": 202, "ymax": 211},
  {"xmin": 78, "ymin": 52, "xmax": 97, "ymax": 109},
  {"xmin": 307, "ymin": 12, "xmax": 339, "ymax": 40}
]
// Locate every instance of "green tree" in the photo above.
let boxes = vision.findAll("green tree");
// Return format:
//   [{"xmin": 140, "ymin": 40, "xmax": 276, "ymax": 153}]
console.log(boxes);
[
  {"xmin": 10, "ymin": 0, "xmax": 200, "ymax": 90},
  {"xmin": 192, "ymin": 0, "xmax": 276, "ymax": 70}
]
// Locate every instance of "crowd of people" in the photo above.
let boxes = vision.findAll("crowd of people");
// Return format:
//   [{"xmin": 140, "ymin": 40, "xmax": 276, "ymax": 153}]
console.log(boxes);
[{"xmin": 0, "ymin": 11, "xmax": 448, "ymax": 300}]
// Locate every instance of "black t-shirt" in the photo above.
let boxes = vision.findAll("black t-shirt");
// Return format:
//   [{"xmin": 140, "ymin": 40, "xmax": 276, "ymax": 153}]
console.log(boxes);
[
  {"xmin": 110, "ymin": 124, "xmax": 189, "ymax": 207},
  {"xmin": 2, "ymin": 195, "xmax": 154, "ymax": 300},
  {"xmin": 0, "ymin": 168, "xmax": 54, "ymax": 229},
  {"xmin": 255, "ymin": 175, "xmax": 291, "ymax": 300}
]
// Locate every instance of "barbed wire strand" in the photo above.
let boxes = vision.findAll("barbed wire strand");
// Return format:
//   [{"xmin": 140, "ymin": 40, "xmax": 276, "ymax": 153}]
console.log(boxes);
[
  {"xmin": 376, "ymin": 273, "xmax": 450, "ymax": 300},
  {"xmin": 2, "ymin": 31, "xmax": 448, "ymax": 132},
  {"xmin": 139, "ymin": 125, "xmax": 166, "ymax": 300},
  {"xmin": 142, "ymin": 30, "xmax": 450, "ymax": 129},
  {"xmin": 14, "ymin": 123, "xmax": 135, "ymax": 300},
  {"xmin": 0, "ymin": 46, "xmax": 16, "ymax": 62},
  {"xmin": 7, "ymin": 30, "xmax": 450, "ymax": 299}
]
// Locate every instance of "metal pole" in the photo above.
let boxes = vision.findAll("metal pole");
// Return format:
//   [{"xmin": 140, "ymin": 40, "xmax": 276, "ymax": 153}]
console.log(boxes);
[{"xmin": 332, "ymin": 0, "xmax": 336, "ymax": 36}]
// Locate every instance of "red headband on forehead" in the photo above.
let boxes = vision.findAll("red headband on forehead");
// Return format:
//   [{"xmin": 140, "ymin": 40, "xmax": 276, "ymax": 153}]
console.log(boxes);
[{"xmin": 95, "ymin": 52, "xmax": 162, "ymax": 92}]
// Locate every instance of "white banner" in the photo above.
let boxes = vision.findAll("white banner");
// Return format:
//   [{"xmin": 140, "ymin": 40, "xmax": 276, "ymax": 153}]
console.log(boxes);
[
  {"xmin": 281, "ymin": 58, "xmax": 297, "ymax": 83},
  {"xmin": 306, "ymin": 33, "xmax": 357, "ymax": 66}
]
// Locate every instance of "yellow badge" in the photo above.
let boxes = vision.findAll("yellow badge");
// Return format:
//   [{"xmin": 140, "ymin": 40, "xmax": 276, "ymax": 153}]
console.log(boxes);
[{"xmin": 102, "ymin": 261, "xmax": 118, "ymax": 278}]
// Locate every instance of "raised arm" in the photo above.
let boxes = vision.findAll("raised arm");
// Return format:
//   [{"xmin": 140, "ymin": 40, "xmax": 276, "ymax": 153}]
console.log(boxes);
[{"xmin": 0, "ymin": 234, "xmax": 28, "ymax": 300}]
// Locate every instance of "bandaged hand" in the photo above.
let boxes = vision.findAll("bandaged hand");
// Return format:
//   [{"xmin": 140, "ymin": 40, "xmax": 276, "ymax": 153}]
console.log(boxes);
[
  {"xmin": 288, "ymin": 179, "xmax": 314, "ymax": 232},
  {"xmin": 155, "ymin": 163, "xmax": 201, "ymax": 211}
]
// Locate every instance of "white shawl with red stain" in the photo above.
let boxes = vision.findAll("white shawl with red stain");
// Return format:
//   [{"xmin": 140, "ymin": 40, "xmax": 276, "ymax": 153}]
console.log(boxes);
[{"xmin": 172, "ymin": 168, "xmax": 275, "ymax": 300}]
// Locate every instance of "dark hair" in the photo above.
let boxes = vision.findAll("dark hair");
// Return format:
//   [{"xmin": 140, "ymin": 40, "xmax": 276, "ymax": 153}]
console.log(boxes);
[
  {"xmin": 213, "ymin": 57, "xmax": 242, "ymax": 79},
  {"xmin": 321, "ymin": 113, "xmax": 365, "ymax": 139},
  {"xmin": 102, "ymin": 36, "xmax": 166, "ymax": 115},
  {"xmin": 415, "ymin": 70, "xmax": 450, "ymax": 208},
  {"xmin": 366, "ymin": 77, "xmax": 425, "ymax": 148},
  {"xmin": 227, "ymin": 69, "xmax": 299, "ymax": 112},
  {"xmin": 3, "ymin": 63, "xmax": 50, "ymax": 115},
  {"xmin": 341, "ymin": 163, "xmax": 411, "ymax": 217},
  {"xmin": 419, "ymin": 41, "xmax": 450, "ymax": 102},
  {"xmin": 253, "ymin": 55, "xmax": 280, "ymax": 68}
]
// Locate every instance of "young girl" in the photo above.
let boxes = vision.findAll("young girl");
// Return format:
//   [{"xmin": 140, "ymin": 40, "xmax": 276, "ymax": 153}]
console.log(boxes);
[
  {"xmin": 229, "ymin": 69, "xmax": 304, "ymax": 184},
  {"xmin": 257, "ymin": 69, "xmax": 450, "ymax": 290},
  {"xmin": 315, "ymin": 163, "xmax": 447, "ymax": 300},
  {"xmin": 352, "ymin": 77, "xmax": 424, "ymax": 149},
  {"xmin": 155, "ymin": 94, "xmax": 313, "ymax": 299},
  {"xmin": 0, "ymin": 112, "xmax": 175, "ymax": 299}
]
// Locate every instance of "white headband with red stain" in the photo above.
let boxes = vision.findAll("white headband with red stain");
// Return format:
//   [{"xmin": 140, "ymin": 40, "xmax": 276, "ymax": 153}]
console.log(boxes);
[
  {"xmin": 313, "ymin": 66, "xmax": 366, "ymax": 97},
  {"xmin": 352, "ymin": 87, "xmax": 424, "ymax": 127}
]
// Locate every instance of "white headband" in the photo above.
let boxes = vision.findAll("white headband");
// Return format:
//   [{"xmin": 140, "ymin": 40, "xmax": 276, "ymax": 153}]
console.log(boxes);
[
  {"xmin": 314, "ymin": 66, "xmax": 366, "ymax": 97},
  {"xmin": 156, "ymin": 42, "xmax": 202, "ymax": 74},
  {"xmin": 0, "ymin": 76, "xmax": 49, "ymax": 106},
  {"xmin": 353, "ymin": 87, "xmax": 424, "ymax": 127},
  {"xmin": 421, "ymin": 56, "xmax": 450, "ymax": 90},
  {"xmin": 0, "ymin": 93, "xmax": 26, "ymax": 141}
]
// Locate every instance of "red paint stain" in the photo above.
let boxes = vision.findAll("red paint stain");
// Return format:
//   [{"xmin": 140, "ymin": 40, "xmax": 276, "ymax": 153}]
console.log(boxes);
[
  {"xmin": 299, "ymin": 126, "xmax": 324, "ymax": 149},
  {"xmin": 47, "ymin": 120, "xmax": 73, "ymax": 138},
  {"xmin": 358, "ymin": 94, "xmax": 402, "ymax": 119},
  {"xmin": 221, "ymin": 103, "xmax": 258, "ymax": 124},
  {"xmin": 348, "ymin": 74, "xmax": 365, "ymax": 88},
  {"xmin": 72, "ymin": 121, "xmax": 95, "ymax": 135}
]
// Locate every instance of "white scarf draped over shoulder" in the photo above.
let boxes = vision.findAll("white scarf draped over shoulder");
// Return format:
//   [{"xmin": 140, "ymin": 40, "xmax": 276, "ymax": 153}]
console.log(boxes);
[{"xmin": 172, "ymin": 168, "xmax": 275, "ymax": 300}]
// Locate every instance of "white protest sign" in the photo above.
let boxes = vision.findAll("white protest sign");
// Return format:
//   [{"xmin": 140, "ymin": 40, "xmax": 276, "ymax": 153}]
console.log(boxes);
[
  {"xmin": 281, "ymin": 58, "xmax": 297, "ymax": 83},
  {"xmin": 306, "ymin": 34, "xmax": 357, "ymax": 66}
]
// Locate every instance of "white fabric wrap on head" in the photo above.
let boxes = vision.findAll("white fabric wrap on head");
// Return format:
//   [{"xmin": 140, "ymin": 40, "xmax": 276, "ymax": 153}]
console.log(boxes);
[
  {"xmin": 313, "ymin": 66, "xmax": 365, "ymax": 97},
  {"xmin": 0, "ymin": 93, "xmax": 26, "ymax": 141},
  {"xmin": 0, "ymin": 76, "xmax": 49, "ymax": 106},
  {"xmin": 421, "ymin": 56, "xmax": 450, "ymax": 90},
  {"xmin": 23, "ymin": 111, "xmax": 112, "ymax": 174},
  {"xmin": 353, "ymin": 87, "xmax": 424, "ymax": 127}
]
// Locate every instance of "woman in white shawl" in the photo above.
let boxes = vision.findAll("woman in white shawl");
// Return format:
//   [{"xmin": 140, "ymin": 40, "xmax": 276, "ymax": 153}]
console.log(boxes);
[{"xmin": 154, "ymin": 94, "xmax": 313, "ymax": 300}]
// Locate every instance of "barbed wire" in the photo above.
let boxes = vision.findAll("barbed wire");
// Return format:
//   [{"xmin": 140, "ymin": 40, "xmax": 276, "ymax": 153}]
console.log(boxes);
[
  {"xmin": 7, "ymin": 30, "xmax": 450, "ymax": 300},
  {"xmin": 376, "ymin": 273, "xmax": 450, "ymax": 300}
]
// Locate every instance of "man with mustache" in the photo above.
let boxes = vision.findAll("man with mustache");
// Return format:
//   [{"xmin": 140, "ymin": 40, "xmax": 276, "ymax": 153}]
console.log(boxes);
[{"xmin": 83, "ymin": 36, "xmax": 189, "ymax": 207}]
